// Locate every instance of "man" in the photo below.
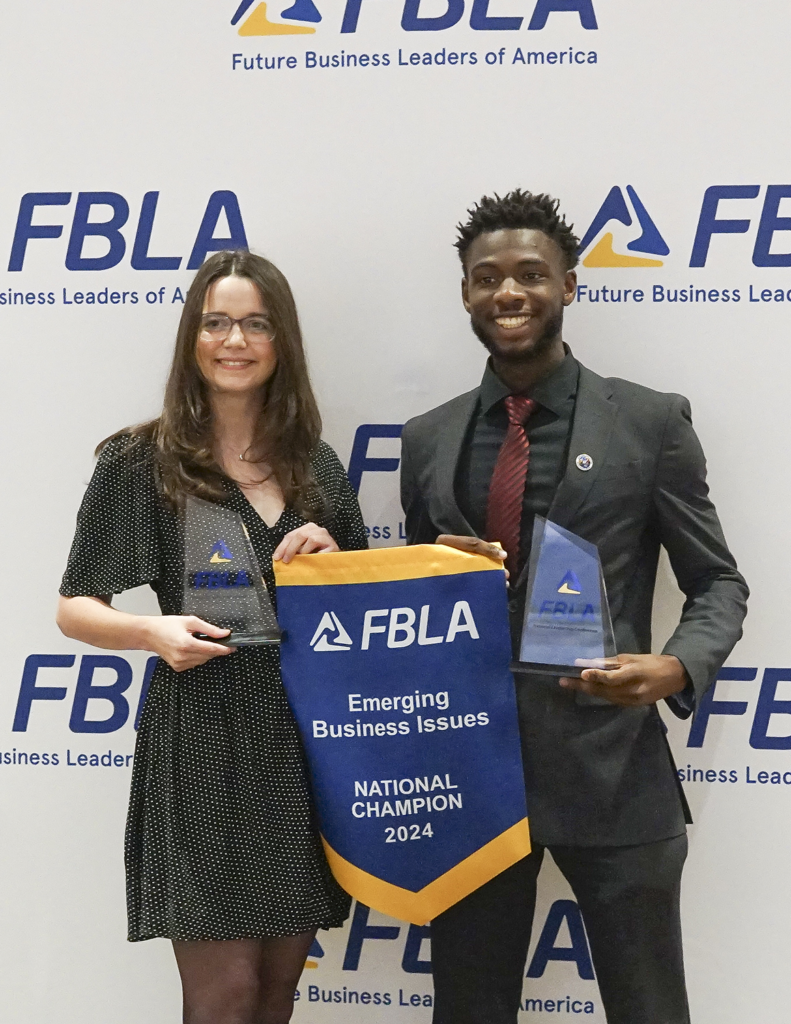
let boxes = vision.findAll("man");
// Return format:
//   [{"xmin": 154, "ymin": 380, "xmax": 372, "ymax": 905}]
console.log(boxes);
[{"xmin": 399, "ymin": 190, "xmax": 748, "ymax": 1024}]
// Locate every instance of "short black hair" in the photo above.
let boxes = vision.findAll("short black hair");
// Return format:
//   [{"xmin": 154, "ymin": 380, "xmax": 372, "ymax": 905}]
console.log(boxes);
[{"xmin": 455, "ymin": 189, "xmax": 579, "ymax": 271}]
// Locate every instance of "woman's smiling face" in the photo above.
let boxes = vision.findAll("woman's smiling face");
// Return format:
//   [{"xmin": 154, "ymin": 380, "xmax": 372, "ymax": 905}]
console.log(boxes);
[{"xmin": 195, "ymin": 275, "xmax": 278, "ymax": 395}]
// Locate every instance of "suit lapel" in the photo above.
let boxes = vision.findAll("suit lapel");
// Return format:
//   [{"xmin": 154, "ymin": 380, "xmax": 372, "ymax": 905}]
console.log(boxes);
[
  {"xmin": 549, "ymin": 364, "xmax": 617, "ymax": 527},
  {"xmin": 432, "ymin": 388, "xmax": 479, "ymax": 537},
  {"xmin": 512, "ymin": 364, "xmax": 618, "ymax": 590}
]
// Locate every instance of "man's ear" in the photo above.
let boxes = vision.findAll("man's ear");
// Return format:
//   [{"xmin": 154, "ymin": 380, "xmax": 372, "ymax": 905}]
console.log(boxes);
[
  {"xmin": 461, "ymin": 275, "xmax": 471, "ymax": 312},
  {"xmin": 563, "ymin": 269, "xmax": 577, "ymax": 306}
]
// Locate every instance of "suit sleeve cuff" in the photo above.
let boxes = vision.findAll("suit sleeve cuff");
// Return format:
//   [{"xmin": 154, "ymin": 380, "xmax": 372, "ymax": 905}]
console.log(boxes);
[
  {"xmin": 662, "ymin": 651, "xmax": 696, "ymax": 719},
  {"xmin": 666, "ymin": 680, "xmax": 696, "ymax": 719}
]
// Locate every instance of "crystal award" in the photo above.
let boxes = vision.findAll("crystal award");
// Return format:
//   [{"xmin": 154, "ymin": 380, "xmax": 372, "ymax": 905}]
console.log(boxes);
[
  {"xmin": 183, "ymin": 495, "xmax": 281, "ymax": 645},
  {"xmin": 511, "ymin": 517, "xmax": 616, "ymax": 677}
]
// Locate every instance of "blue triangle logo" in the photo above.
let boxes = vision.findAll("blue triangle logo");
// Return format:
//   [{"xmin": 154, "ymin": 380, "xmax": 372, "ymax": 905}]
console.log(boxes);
[
  {"xmin": 578, "ymin": 186, "xmax": 670, "ymax": 267},
  {"xmin": 557, "ymin": 570, "xmax": 582, "ymax": 595},
  {"xmin": 209, "ymin": 539, "xmax": 234, "ymax": 563}
]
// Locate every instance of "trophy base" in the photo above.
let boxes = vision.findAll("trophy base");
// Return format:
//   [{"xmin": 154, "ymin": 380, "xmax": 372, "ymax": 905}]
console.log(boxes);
[
  {"xmin": 193, "ymin": 631, "xmax": 282, "ymax": 647},
  {"xmin": 510, "ymin": 659, "xmax": 616, "ymax": 679},
  {"xmin": 510, "ymin": 660, "xmax": 584, "ymax": 678}
]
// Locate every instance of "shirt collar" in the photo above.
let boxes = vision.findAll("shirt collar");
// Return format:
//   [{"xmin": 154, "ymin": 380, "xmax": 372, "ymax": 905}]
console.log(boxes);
[{"xmin": 479, "ymin": 346, "xmax": 579, "ymax": 417}]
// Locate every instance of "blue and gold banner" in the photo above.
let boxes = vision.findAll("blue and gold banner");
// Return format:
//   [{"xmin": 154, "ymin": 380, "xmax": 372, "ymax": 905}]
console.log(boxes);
[{"xmin": 274, "ymin": 545, "xmax": 530, "ymax": 925}]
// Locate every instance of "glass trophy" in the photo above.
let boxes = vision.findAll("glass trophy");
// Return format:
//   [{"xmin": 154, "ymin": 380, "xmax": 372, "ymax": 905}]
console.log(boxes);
[
  {"xmin": 183, "ymin": 496, "xmax": 281, "ymax": 645},
  {"xmin": 511, "ymin": 517, "xmax": 616, "ymax": 678}
]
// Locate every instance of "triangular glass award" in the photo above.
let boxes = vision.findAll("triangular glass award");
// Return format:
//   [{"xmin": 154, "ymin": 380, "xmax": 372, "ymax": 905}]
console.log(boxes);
[
  {"xmin": 511, "ymin": 516, "xmax": 616, "ymax": 677},
  {"xmin": 183, "ymin": 496, "xmax": 281, "ymax": 645}
]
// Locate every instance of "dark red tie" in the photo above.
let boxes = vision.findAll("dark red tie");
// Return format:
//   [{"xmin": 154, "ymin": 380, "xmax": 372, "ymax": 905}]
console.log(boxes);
[{"xmin": 485, "ymin": 395, "xmax": 537, "ymax": 578}]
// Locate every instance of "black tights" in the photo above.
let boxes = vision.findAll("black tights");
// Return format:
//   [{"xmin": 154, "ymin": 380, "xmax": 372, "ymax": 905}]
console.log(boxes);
[{"xmin": 173, "ymin": 930, "xmax": 316, "ymax": 1024}]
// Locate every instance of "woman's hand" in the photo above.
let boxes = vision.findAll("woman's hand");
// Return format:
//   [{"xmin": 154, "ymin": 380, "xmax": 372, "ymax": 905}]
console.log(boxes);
[
  {"xmin": 143, "ymin": 616, "xmax": 234, "ymax": 673},
  {"xmin": 56, "ymin": 596, "xmax": 234, "ymax": 673},
  {"xmin": 273, "ymin": 523, "xmax": 340, "ymax": 564}
]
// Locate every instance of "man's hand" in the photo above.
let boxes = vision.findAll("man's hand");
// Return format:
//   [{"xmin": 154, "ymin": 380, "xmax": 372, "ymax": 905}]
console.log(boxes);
[
  {"xmin": 435, "ymin": 535, "xmax": 508, "ymax": 572},
  {"xmin": 559, "ymin": 653, "xmax": 688, "ymax": 707}
]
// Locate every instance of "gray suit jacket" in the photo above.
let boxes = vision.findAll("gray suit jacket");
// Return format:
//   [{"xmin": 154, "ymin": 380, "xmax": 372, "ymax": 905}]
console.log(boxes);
[{"xmin": 400, "ymin": 362, "xmax": 748, "ymax": 846}]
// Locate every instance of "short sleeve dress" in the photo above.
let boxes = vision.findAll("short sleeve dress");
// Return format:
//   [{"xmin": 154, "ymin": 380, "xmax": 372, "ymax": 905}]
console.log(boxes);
[{"xmin": 60, "ymin": 434, "xmax": 368, "ymax": 941}]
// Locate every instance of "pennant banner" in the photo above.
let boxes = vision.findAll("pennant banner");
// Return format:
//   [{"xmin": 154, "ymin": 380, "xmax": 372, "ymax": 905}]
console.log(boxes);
[{"xmin": 274, "ymin": 545, "xmax": 530, "ymax": 925}]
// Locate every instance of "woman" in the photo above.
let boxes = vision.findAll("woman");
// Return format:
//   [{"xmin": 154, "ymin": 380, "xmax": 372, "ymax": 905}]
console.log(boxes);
[{"xmin": 56, "ymin": 250, "xmax": 366, "ymax": 1024}]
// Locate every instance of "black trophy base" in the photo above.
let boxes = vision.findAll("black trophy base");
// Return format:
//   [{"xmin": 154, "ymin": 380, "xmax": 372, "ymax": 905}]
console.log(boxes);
[
  {"xmin": 511, "ymin": 659, "xmax": 618, "ymax": 678},
  {"xmin": 510, "ymin": 660, "xmax": 585, "ymax": 678},
  {"xmin": 193, "ymin": 631, "xmax": 282, "ymax": 647}
]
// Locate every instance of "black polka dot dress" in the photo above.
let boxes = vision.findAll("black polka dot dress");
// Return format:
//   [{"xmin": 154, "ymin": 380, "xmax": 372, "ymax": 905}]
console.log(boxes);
[{"xmin": 60, "ymin": 435, "xmax": 367, "ymax": 941}]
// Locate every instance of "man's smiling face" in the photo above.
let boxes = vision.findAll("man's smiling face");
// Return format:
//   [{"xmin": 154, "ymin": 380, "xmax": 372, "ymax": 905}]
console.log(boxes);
[{"xmin": 461, "ymin": 228, "xmax": 577, "ymax": 363}]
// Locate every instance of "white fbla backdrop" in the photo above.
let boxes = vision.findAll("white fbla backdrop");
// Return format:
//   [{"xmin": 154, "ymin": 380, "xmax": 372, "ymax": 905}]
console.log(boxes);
[{"xmin": 0, "ymin": 0, "xmax": 787, "ymax": 1021}]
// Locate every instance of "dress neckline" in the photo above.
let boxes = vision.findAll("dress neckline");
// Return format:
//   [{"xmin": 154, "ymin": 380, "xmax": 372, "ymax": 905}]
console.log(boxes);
[{"xmin": 230, "ymin": 481, "xmax": 289, "ymax": 533}]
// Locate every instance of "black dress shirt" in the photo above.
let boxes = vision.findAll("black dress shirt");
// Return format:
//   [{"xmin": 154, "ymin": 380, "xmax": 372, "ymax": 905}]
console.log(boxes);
[{"xmin": 455, "ymin": 350, "xmax": 579, "ymax": 569}]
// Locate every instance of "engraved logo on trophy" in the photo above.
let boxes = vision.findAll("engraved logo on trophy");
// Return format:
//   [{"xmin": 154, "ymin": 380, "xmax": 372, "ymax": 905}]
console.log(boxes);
[
  {"xmin": 512, "ymin": 516, "xmax": 616, "ymax": 677},
  {"xmin": 209, "ymin": 540, "xmax": 233, "ymax": 563},
  {"xmin": 183, "ymin": 496, "xmax": 281, "ymax": 645}
]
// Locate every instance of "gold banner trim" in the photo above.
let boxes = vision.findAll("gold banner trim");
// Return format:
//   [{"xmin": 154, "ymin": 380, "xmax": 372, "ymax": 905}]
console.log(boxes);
[
  {"xmin": 322, "ymin": 818, "xmax": 531, "ymax": 926},
  {"xmin": 274, "ymin": 543, "xmax": 505, "ymax": 587}
]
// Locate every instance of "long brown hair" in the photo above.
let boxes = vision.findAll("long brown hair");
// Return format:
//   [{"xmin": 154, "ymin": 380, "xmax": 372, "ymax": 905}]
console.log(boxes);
[{"xmin": 109, "ymin": 250, "xmax": 322, "ymax": 514}]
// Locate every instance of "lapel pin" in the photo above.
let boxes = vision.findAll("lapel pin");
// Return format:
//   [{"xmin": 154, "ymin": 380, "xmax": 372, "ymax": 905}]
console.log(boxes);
[{"xmin": 575, "ymin": 453, "xmax": 593, "ymax": 472}]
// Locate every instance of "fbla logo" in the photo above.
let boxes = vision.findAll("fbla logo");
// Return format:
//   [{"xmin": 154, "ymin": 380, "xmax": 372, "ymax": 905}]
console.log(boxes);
[
  {"xmin": 192, "ymin": 570, "xmax": 252, "ymax": 589},
  {"xmin": 557, "ymin": 571, "xmax": 581, "ymax": 596},
  {"xmin": 311, "ymin": 612, "xmax": 354, "ymax": 651},
  {"xmin": 232, "ymin": 0, "xmax": 321, "ymax": 35},
  {"xmin": 8, "ymin": 191, "xmax": 247, "ymax": 273},
  {"xmin": 309, "ymin": 603, "xmax": 480, "ymax": 652},
  {"xmin": 578, "ymin": 186, "xmax": 670, "ymax": 268},
  {"xmin": 210, "ymin": 540, "xmax": 234, "ymax": 564}
]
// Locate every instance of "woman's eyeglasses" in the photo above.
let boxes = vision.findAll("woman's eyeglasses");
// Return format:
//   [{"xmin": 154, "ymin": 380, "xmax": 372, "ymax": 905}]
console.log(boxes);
[{"xmin": 199, "ymin": 314, "xmax": 274, "ymax": 341}]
